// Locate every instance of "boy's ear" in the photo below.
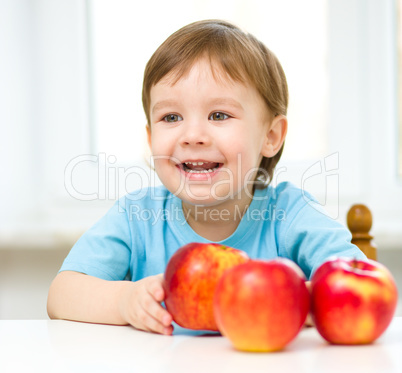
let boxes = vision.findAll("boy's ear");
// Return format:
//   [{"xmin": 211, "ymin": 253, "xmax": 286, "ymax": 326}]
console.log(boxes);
[{"xmin": 261, "ymin": 115, "xmax": 288, "ymax": 158}]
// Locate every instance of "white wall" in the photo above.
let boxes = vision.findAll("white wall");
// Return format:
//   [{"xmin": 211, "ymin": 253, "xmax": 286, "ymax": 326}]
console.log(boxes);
[
  {"xmin": 0, "ymin": 0, "xmax": 37, "ymax": 226},
  {"xmin": 0, "ymin": 0, "xmax": 114, "ymax": 241},
  {"xmin": 0, "ymin": 248, "xmax": 69, "ymax": 319}
]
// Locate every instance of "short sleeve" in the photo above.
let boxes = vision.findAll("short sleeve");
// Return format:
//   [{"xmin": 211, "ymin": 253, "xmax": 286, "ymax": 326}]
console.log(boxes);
[
  {"xmin": 278, "ymin": 195, "xmax": 367, "ymax": 279},
  {"xmin": 59, "ymin": 201, "xmax": 132, "ymax": 281}
]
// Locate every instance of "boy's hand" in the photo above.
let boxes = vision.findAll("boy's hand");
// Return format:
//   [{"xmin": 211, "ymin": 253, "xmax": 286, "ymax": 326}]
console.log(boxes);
[{"xmin": 118, "ymin": 274, "xmax": 173, "ymax": 335}]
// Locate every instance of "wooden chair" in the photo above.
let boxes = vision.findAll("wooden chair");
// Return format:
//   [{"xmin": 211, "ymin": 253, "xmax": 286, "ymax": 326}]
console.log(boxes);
[{"xmin": 347, "ymin": 204, "xmax": 377, "ymax": 260}]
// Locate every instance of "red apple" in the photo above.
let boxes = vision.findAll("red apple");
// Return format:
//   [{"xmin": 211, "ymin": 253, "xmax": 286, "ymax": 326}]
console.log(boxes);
[
  {"xmin": 213, "ymin": 258, "xmax": 310, "ymax": 352},
  {"xmin": 164, "ymin": 242, "xmax": 249, "ymax": 330},
  {"xmin": 311, "ymin": 257, "xmax": 398, "ymax": 345}
]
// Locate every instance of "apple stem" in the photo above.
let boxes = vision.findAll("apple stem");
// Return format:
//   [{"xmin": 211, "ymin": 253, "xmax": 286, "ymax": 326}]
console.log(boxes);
[{"xmin": 351, "ymin": 258, "xmax": 359, "ymax": 269}]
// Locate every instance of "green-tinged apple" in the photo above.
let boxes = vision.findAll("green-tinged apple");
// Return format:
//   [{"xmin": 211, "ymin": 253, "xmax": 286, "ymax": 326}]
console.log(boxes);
[
  {"xmin": 164, "ymin": 242, "xmax": 249, "ymax": 331},
  {"xmin": 213, "ymin": 258, "xmax": 310, "ymax": 352},
  {"xmin": 311, "ymin": 257, "xmax": 398, "ymax": 345}
]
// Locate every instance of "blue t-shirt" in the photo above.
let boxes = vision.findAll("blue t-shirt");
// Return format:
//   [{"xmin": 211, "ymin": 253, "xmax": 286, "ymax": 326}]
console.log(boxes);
[{"xmin": 60, "ymin": 182, "xmax": 366, "ymax": 280}]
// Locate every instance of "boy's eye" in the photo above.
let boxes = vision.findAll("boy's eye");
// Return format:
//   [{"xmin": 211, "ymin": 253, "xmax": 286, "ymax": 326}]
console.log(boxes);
[
  {"xmin": 209, "ymin": 112, "xmax": 229, "ymax": 121},
  {"xmin": 163, "ymin": 114, "xmax": 182, "ymax": 123}
]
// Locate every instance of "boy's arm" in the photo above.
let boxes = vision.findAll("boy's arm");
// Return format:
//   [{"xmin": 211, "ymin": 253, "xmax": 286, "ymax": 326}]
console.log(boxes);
[{"xmin": 47, "ymin": 271, "xmax": 173, "ymax": 335}]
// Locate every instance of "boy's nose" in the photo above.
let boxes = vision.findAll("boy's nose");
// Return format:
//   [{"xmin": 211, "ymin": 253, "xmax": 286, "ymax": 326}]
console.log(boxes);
[{"xmin": 180, "ymin": 121, "xmax": 211, "ymax": 146}]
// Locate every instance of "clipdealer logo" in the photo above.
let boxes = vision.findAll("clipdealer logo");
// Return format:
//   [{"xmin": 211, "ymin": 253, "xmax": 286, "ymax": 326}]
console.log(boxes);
[
  {"xmin": 64, "ymin": 153, "xmax": 151, "ymax": 201},
  {"xmin": 64, "ymin": 152, "xmax": 340, "ymax": 220},
  {"xmin": 301, "ymin": 152, "xmax": 339, "ymax": 219}
]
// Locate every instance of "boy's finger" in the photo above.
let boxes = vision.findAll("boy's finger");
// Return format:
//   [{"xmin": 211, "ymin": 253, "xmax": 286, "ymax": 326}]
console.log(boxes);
[
  {"xmin": 138, "ymin": 310, "xmax": 173, "ymax": 335},
  {"xmin": 140, "ymin": 301, "xmax": 173, "ymax": 334},
  {"xmin": 150, "ymin": 301, "xmax": 173, "ymax": 327},
  {"xmin": 147, "ymin": 276, "xmax": 165, "ymax": 302},
  {"xmin": 142, "ymin": 291, "xmax": 172, "ymax": 327},
  {"xmin": 153, "ymin": 287, "xmax": 165, "ymax": 302}
]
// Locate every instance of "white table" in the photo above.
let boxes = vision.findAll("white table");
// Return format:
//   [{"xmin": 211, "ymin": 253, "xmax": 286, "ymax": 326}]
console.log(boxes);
[{"xmin": 0, "ymin": 317, "xmax": 401, "ymax": 373}]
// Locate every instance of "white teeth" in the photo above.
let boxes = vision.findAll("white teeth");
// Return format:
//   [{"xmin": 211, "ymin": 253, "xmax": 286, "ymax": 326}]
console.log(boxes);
[
  {"xmin": 187, "ymin": 168, "xmax": 216, "ymax": 174},
  {"xmin": 182, "ymin": 161, "xmax": 219, "ymax": 174},
  {"xmin": 184, "ymin": 161, "xmax": 205, "ymax": 166}
]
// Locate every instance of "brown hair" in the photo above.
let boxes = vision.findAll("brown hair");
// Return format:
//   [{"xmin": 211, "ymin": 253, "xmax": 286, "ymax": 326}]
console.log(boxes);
[{"xmin": 142, "ymin": 19, "xmax": 288, "ymax": 186}]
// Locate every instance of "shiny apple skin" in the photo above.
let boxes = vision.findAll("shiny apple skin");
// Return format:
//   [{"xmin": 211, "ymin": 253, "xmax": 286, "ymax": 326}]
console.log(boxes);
[
  {"xmin": 311, "ymin": 257, "xmax": 398, "ymax": 345},
  {"xmin": 164, "ymin": 242, "xmax": 249, "ymax": 331},
  {"xmin": 213, "ymin": 258, "xmax": 310, "ymax": 352}
]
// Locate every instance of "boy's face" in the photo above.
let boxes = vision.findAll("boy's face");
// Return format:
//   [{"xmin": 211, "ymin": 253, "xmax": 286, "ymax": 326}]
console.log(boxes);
[{"xmin": 147, "ymin": 58, "xmax": 273, "ymax": 207}]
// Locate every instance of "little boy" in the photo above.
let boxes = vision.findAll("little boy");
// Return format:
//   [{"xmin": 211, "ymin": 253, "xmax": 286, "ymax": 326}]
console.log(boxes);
[{"xmin": 47, "ymin": 20, "xmax": 367, "ymax": 335}]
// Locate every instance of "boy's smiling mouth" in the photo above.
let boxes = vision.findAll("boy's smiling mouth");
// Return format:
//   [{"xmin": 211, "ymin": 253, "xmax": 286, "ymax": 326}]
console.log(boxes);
[{"xmin": 179, "ymin": 161, "xmax": 223, "ymax": 174}]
